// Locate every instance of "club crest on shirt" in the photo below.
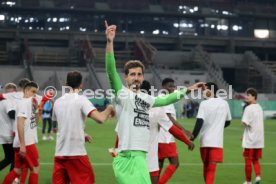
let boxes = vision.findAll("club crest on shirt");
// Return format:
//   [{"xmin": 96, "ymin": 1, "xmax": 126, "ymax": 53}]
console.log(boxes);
[{"xmin": 133, "ymin": 95, "xmax": 150, "ymax": 129}]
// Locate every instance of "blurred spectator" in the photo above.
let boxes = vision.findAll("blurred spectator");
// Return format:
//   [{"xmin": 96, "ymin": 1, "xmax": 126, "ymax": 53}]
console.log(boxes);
[{"xmin": 39, "ymin": 91, "xmax": 55, "ymax": 141}]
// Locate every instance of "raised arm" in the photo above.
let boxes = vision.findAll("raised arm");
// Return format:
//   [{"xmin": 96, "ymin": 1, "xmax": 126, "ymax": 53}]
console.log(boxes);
[
  {"xmin": 105, "ymin": 21, "xmax": 122, "ymax": 95},
  {"xmin": 153, "ymin": 89, "xmax": 186, "ymax": 107},
  {"xmin": 167, "ymin": 113, "xmax": 193, "ymax": 138},
  {"xmin": 89, "ymin": 105, "xmax": 115, "ymax": 124},
  {"xmin": 191, "ymin": 118, "xmax": 204, "ymax": 141},
  {"xmin": 153, "ymin": 82, "xmax": 205, "ymax": 107}
]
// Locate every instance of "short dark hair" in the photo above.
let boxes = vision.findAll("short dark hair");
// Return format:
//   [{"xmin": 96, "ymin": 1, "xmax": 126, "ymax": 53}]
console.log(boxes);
[
  {"xmin": 23, "ymin": 81, "xmax": 39, "ymax": 90},
  {"xmin": 246, "ymin": 88, "xmax": 258, "ymax": 100},
  {"xmin": 18, "ymin": 78, "xmax": 30, "ymax": 88},
  {"xmin": 162, "ymin": 78, "xmax": 174, "ymax": 86},
  {"xmin": 124, "ymin": 60, "xmax": 145, "ymax": 75},
  {"xmin": 205, "ymin": 82, "xmax": 219, "ymax": 95},
  {"xmin": 140, "ymin": 80, "xmax": 151, "ymax": 95},
  {"xmin": 66, "ymin": 71, "xmax": 82, "ymax": 89}
]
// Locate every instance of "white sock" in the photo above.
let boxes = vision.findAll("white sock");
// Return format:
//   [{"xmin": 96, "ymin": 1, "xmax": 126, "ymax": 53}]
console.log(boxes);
[{"xmin": 255, "ymin": 176, "xmax": 261, "ymax": 181}]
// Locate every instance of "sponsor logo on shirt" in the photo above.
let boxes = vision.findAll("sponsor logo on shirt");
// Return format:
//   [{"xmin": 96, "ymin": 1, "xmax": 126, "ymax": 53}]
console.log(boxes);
[
  {"xmin": 30, "ymin": 115, "xmax": 37, "ymax": 129},
  {"xmin": 133, "ymin": 95, "xmax": 150, "ymax": 129}
]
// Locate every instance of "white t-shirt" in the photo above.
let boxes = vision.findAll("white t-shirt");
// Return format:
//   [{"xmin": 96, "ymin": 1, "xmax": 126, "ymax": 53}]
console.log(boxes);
[
  {"xmin": 52, "ymin": 93, "xmax": 96, "ymax": 156},
  {"xmin": 197, "ymin": 97, "xmax": 231, "ymax": 148},
  {"xmin": 158, "ymin": 104, "xmax": 176, "ymax": 143},
  {"xmin": 242, "ymin": 104, "xmax": 264, "ymax": 148},
  {"xmin": 13, "ymin": 97, "xmax": 38, "ymax": 148},
  {"xmin": 115, "ymin": 87, "xmax": 155, "ymax": 152},
  {"xmin": 4, "ymin": 91, "xmax": 24, "ymax": 102},
  {"xmin": 4, "ymin": 91, "xmax": 24, "ymax": 132},
  {"xmin": 146, "ymin": 107, "xmax": 172, "ymax": 172},
  {"xmin": 0, "ymin": 100, "xmax": 13, "ymax": 144}
]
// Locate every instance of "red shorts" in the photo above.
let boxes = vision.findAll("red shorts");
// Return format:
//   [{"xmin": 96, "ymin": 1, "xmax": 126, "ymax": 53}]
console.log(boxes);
[
  {"xmin": 14, "ymin": 144, "xmax": 39, "ymax": 169},
  {"xmin": 52, "ymin": 155, "xmax": 95, "ymax": 184},
  {"xmin": 200, "ymin": 147, "xmax": 223, "ymax": 163},
  {"xmin": 158, "ymin": 143, "xmax": 178, "ymax": 159},
  {"xmin": 243, "ymin": 148, "xmax": 262, "ymax": 159}
]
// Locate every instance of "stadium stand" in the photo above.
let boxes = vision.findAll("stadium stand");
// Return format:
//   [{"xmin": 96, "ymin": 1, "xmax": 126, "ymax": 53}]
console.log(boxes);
[
  {"xmin": 0, "ymin": 0, "xmax": 276, "ymax": 96},
  {"xmin": 31, "ymin": 47, "xmax": 69, "ymax": 66},
  {"xmin": 108, "ymin": 0, "xmax": 149, "ymax": 10},
  {"xmin": 0, "ymin": 50, "xmax": 8, "ymax": 64}
]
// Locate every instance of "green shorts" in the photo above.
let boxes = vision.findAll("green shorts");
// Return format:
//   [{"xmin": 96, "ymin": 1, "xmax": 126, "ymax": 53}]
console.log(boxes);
[{"xmin": 113, "ymin": 151, "xmax": 151, "ymax": 184}]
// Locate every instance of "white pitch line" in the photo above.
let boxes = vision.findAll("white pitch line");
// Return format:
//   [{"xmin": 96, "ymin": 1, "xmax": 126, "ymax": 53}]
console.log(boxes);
[
  {"xmin": 40, "ymin": 162, "xmax": 276, "ymax": 166},
  {"xmin": 227, "ymin": 127, "xmax": 276, "ymax": 135}
]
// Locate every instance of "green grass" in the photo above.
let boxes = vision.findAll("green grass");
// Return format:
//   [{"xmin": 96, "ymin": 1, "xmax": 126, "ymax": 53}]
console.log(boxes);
[{"xmin": 1, "ymin": 119, "xmax": 276, "ymax": 183}]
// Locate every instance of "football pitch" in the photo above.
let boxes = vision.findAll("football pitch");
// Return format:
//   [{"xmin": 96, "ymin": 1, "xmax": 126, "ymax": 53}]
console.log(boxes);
[{"xmin": 1, "ymin": 118, "xmax": 275, "ymax": 184}]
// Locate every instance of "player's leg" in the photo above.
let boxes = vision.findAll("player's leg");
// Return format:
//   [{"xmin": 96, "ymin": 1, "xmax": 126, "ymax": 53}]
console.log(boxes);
[
  {"xmin": 20, "ymin": 167, "xmax": 29, "ymax": 184},
  {"xmin": 243, "ymin": 149, "xmax": 253, "ymax": 183},
  {"xmin": 253, "ymin": 149, "xmax": 262, "ymax": 184},
  {"xmin": 42, "ymin": 118, "xmax": 47, "ymax": 140},
  {"xmin": 47, "ymin": 118, "xmax": 54, "ymax": 140},
  {"xmin": 252, "ymin": 158, "xmax": 261, "ymax": 184},
  {"xmin": 158, "ymin": 159, "xmax": 165, "ymax": 175},
  {"xmin": 0, "ymin": 144, "xmax": 14, "ymax": 171},
  {"xmin": 158, "ymin": 143, "xmax": 174, "ymax": 174},
  {"xmin": 201, "ymin": 147, "xmax": 222, "ymax": 184},
  {"xmin": 158, "ymin": 156, "xmax": 179, "ymax": 184},
  {"xmin": 159, "ymin": 142, "xmax": 179, "ymax": 184},
  {"xmin": 24, "ymin": 144, "xmax": 40, "ymax": 184},
  {"xmin": 206, "ymin": 148, "xmax": 223, "ymax": 184},
  {"xmin": 2, "ymin": 149, "xmax": 22, "ymax": 184},
  {"xmin": 2, "ymin": 168, "xmax": 22, "ymax": 184},
  {"xmin": 203, "ymin": 162, "xmax": 208, "ymax": 181},
  {"xmin": 205, "ymin": 161, "xmax": 217, "ymax": 184},
  {"xmin": 150, "ymin": 171, "xmax": 159, "ymax": 184},
  {"xmin": 28, "ymin": 166, "xmax": 40, "ymax": 184},
  {"xmin": 244, "ymin": 157, "xmax": 252, "ymax": 183}
]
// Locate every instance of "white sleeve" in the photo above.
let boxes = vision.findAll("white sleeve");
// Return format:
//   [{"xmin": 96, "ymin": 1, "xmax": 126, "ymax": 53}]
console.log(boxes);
[
  {"xmin": 148, "ymin": 95, "xmax": 155, "ymax": 109},
  {"xmin": 81, "ymin": 96, "xmax": 96, "ymax": 116},
  {"xmin": 158, "ymin": 113, "xmax": 173, "ymax": 131},
  {"xmin": 6, "ymin": 99, "xmax": 16, "ymax": 113},
  {"xmin": 196, "ymin": 102, "xmax": 205, "ymax": 120},
  {"xmin": 117, "ymin": 86, "xmax": 128, "ymax": 106},
  {"xmin": 242, "ymin": 107, "xmax": 251, "ymax": 125},
  {"xmin": 52, "ymin": 107, "xmax": 57, "ymax": 121},
  {"xmin": 115, "ymin": 123, "xmax": 119, "ymax": 133},
  {"xmin": 226, "ymin": 103, "xmax": 232, "ymax": 121},
  {"xmin": 163, "ymin": 104, "xmax": 175, "ymax": 114},
  {"xmin": 17, "ymin": 100, "xmax": 28, "ymax": 118}
]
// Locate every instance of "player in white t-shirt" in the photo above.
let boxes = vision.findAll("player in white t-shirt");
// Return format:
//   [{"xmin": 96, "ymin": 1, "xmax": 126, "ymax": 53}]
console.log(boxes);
[
  {"xmin": 140, "ymin": 80, "xmax": 194, "ymax": 184},
  {"xmin": 191, "ymin": 82, "xmax": 231, "ymax": 184},
  {"xmin": 0, "ymin": 83, "xmax": 17, "ymax": 172},
  {"xmin": 158, "ymin": 78, "xmax": 193, "ymax": 184},
  {"xmin": 3, "ymin": 81, "xmax": 40, "ymax": 184},
  {"xmin": 3, "ymin": 78, "xmax": 31, "ymax": 184},
  {"xmin": 51, "ymin": 71, "xmax": 114, "ymax": 184},
  {"xmin": 241, "ymin": 88, "xmax": 264, "ymax": 184},
  {"xmin": 105, "ymin": 21, "xmax": 202, "ymax": 184}
]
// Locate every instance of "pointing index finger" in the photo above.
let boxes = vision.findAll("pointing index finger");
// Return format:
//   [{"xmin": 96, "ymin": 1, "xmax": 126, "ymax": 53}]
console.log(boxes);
[{"xmin": 105, "ymin": 20, "xmax": 108, "ymax": 29}]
